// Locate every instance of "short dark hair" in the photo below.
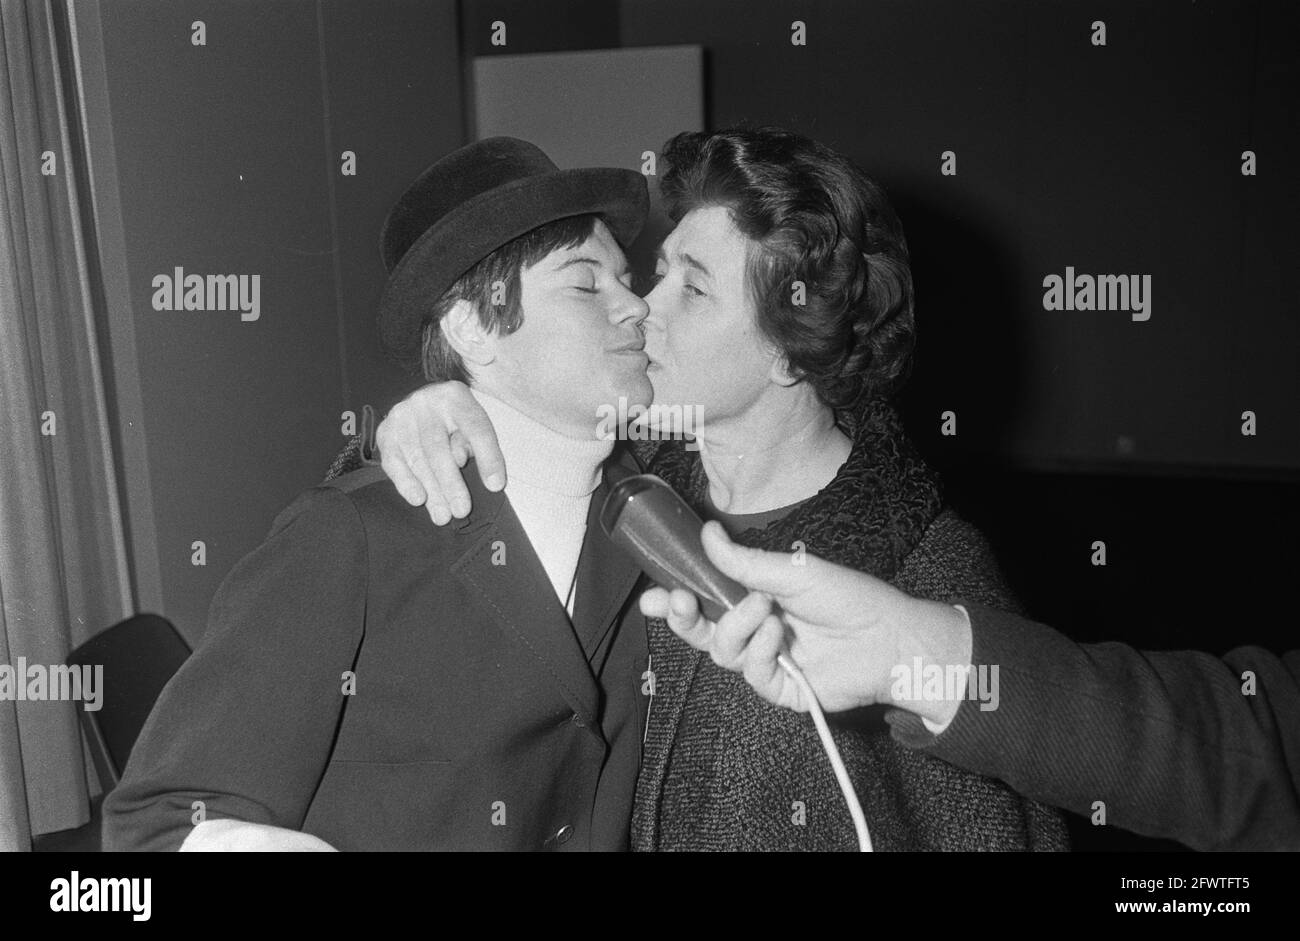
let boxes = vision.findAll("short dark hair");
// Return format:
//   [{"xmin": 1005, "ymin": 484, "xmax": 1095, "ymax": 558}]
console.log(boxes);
[
  {"xmin": 418, "ymin": 214, "xmax": 599, "ymax": 382},
  {"xmin": 659, "ymin": 126, "xmax": 915, "ymax": 407}
]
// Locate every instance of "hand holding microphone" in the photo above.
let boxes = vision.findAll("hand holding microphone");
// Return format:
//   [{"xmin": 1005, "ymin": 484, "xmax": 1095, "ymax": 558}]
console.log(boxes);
[
  {"xmin": 623, "ymin": 485, "xmax": 1300, "ymax": 852},
  {"xmin": 637, "ymin": 520, "xmax": 974, "ymax": 727}
]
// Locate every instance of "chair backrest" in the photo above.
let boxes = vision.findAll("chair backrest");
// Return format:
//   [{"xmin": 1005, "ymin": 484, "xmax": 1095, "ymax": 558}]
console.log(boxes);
[{"xmin": 67, "ymin": 613, "xmax": 191, "ymax": 786}]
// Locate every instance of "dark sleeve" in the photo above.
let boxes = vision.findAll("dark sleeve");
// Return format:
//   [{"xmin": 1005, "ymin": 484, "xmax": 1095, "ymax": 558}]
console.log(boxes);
[
  {"xmin": 101, "ymin": 487, "xmax": 368, "ymax": 851},
  {"xmin": 888, "ymin": 603, "xmax": 1300, "ymax": 851}
]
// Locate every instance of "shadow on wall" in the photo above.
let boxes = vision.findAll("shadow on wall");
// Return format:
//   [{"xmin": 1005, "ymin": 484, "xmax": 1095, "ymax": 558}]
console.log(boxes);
[{"xmin": 894, "ymin": 185, "xmax": 1030, "ymax": 466}]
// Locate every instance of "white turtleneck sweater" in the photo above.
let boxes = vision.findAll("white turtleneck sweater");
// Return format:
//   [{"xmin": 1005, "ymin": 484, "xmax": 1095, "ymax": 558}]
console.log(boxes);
[{"xmin": 472, "ymin": 389, "xmax": 613, "ymax": 617}]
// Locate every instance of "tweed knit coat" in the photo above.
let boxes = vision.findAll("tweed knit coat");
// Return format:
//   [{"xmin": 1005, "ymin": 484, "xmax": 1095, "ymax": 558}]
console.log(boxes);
[{"xmin": 630, "ymin": 399, "xmax": 1070, "ymax": 852}]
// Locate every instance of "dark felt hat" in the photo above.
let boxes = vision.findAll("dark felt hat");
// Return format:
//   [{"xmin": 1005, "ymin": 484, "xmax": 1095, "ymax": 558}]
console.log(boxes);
[{"xmin": 378, "ymin": 137, "xmax": 649, "ymax": 359}]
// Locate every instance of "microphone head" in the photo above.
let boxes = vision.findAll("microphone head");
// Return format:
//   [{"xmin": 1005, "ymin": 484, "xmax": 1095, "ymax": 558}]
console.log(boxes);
[{"xmin": 599, "ymin": 472, "xmax": 747, "ymax": 621}]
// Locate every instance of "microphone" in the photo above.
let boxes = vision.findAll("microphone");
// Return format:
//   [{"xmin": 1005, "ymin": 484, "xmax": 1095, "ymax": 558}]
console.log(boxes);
[{"xmin": 599, "ymin": 471, "xmax": 747, "ymax": 621}]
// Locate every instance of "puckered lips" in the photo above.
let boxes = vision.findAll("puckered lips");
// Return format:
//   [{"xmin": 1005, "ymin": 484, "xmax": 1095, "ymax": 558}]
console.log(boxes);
[{"xmin": 610, "ymin": 336, "xmax": 648, "ymax": 363}]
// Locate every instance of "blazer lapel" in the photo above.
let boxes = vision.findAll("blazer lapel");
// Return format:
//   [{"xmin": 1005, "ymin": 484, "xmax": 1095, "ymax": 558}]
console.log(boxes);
[
  {"xmin": 570, "ymin": 453, "xmax": 645, "ymax": 660},
  {"xmin": 449, "ymin": 463, "xmax": 600, "ymax": 727}
]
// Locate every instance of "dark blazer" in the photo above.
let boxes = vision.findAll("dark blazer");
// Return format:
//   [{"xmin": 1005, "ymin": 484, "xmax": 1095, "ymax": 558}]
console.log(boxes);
[
  {"xmin": 102, "ymin": 456, "xmax": 649, "ymax": 851},
  {"xmin": 889, "ymin": 603, "xmax": 1300, "ymax": 851}
]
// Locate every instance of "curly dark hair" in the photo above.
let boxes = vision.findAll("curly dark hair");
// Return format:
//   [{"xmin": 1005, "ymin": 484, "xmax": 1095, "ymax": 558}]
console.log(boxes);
[{"xmin": 659, "ymin": 126, "xmax": 915, "ymax": 407}]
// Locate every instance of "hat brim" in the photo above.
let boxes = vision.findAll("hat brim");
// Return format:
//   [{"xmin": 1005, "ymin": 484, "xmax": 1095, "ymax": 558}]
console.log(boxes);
[{"xmin": 378, "ymin": 166, "xmax": 648, "ymax": 360}]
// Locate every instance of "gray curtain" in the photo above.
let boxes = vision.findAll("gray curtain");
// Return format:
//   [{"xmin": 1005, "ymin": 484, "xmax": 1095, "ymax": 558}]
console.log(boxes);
[{"xmin": 0, "ymin": 0, "xmax": 133, "ymax": 851}]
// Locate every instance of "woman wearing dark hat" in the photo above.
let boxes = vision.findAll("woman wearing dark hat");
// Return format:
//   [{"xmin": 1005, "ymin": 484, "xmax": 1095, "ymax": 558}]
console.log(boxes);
[
  {"xmin": 340, "ymin": 126, "xmax": 1068, "ymax": 851},
  {"xmin": 103, "ymin": 138, "xmax": 659, "ymax": 852}
]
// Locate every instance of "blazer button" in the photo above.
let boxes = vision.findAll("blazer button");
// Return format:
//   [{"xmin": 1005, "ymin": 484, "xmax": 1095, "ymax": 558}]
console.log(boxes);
[
  {"xmin": 554, "ymin": 825, "xmax": 573, "ymax": 845},
  {"xmin": 569, "ymin": 713, "xmax": 586, "ymax": 729}
]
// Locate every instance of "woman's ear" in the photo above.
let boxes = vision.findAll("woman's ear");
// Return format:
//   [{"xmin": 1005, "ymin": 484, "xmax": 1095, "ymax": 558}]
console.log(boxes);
[
  {"xmin": 768, "ymin": 349, "xmax": 800, "ymax": 387},
  {"xmin": 440, "ymin": 299, "xmax": 496, "ymax": 368}
]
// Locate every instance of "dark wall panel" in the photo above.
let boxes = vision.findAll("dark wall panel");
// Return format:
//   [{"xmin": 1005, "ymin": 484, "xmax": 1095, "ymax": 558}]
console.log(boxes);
[
  {"xmin": 321, "ymin": 0, "xmax": 464, "ymax": 415},
  {"xmin": 461, "ymin": 0, "xmax": 620, "ymax": 57},
  {"xmin": 1233, "ymin": 0, "xmax": 1300, "ymax": 470},
  {"xmin": 97, "ymin": 0, "xmax": 463, "ymax": 641},
  {"xmin": 620, "ymin": 0, "xmax": 1299, "ymax": 475},
  {"xmin": 100, "ymin": 0, "xmax": 339, "ymax": 642}
]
